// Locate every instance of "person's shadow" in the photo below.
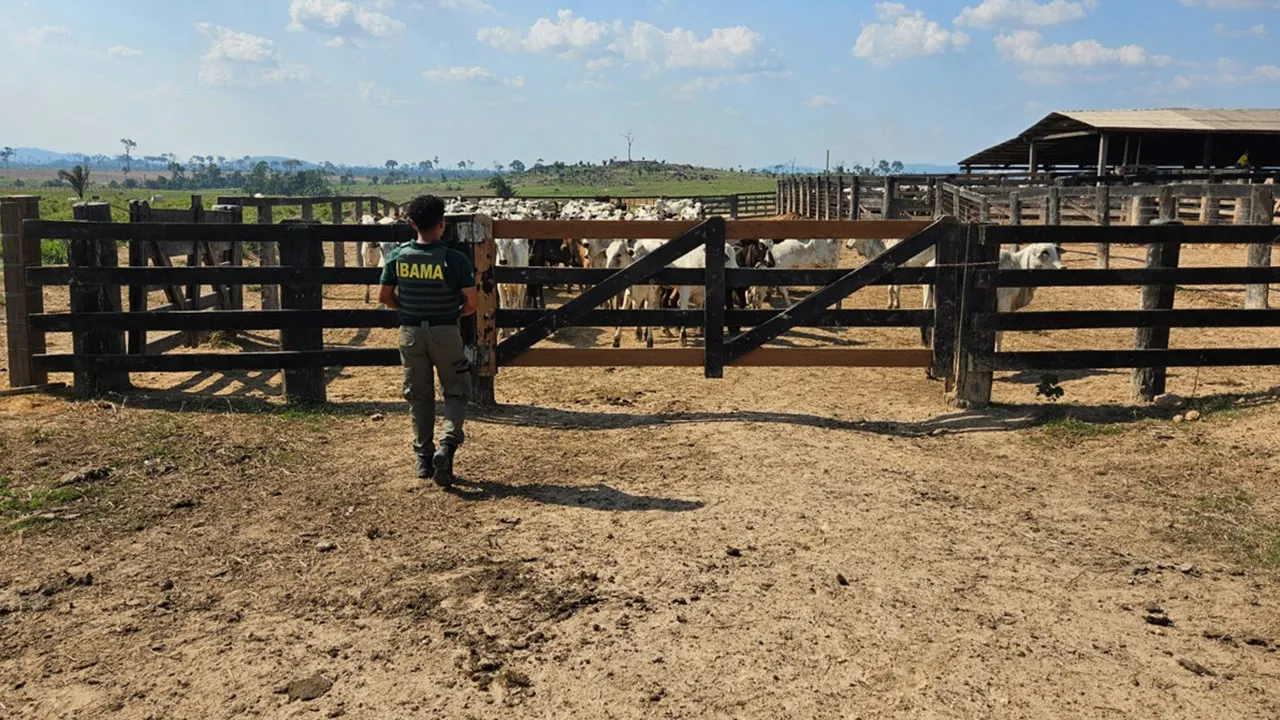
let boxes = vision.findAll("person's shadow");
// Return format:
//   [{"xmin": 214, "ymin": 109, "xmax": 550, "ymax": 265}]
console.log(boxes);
[{"xmin": 443, "ymin": 477, "xmax": 703, "ymax": 513}]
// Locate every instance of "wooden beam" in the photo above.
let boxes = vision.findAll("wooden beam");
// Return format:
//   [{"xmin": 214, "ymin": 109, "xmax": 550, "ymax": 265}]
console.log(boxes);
[
  {"xmin": 491, "ymin": 219, "xmax": 931, "ymax": 241},
  {"xmin": 978, "ymin": 349, "xmax": 1280, "ymax": 372},
  {"xmin": 2, "ymin": 195, "xmax": 46, "ymax": 388},
  {"xmin": 984, "ymin": 224, "xmax": 1280, "ymax": 246},
  {"xmin": 976, "ymin": 309, "xmax": 1280, "ymax": 331},
  {"xmin": 981, "ymin": 266, "xmax": 1280, "ymax": 287},
  {"xmin": 505, "ymin": 348, "xmax": 934, "ymax": 368}
]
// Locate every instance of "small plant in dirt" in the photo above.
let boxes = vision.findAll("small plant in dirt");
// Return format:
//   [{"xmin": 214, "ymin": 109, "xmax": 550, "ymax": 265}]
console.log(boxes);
[
  {"xmin": 1036, "ymin": 416, "xmax": 1122, "ymax": 446},
  {"xmin": 1171, "ymin": 490, "xmax": 1280, "ymax": 572},
  {"xmin": 1035, "ymin": 375, "xmax": 1065, "ymax": 402}
]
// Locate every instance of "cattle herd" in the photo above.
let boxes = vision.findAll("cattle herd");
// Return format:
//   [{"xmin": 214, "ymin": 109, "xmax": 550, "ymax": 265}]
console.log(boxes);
[{"xmin": 351, "ymin": 198, "xmax": 1068, "ymax": 347}]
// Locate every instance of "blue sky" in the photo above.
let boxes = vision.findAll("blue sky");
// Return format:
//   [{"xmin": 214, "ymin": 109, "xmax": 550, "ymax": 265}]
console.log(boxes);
[{"xmin": 2, "ymin": 0, "xmax": 1278, "ymax": 169}]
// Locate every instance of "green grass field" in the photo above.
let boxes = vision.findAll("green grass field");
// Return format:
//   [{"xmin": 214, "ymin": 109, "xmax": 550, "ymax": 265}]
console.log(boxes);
[{"xmin": 0, "ymin": 162, "xmax": 778, "ymax": 222}]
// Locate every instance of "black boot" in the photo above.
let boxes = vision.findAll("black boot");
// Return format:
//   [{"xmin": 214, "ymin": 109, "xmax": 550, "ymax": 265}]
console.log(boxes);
[
  {"xmin": 432, "ymin": 444, "xmax": 456, "ymax": 487},
  {"xmin": 415, "ymin": 453, "xmax": 433, "ymax": 480}
]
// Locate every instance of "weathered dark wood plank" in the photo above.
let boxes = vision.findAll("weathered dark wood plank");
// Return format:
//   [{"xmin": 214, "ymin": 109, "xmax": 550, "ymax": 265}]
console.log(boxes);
[
  {"xmin": 977, "ymin": 349, "xmax": 1280, "ymax": 371},
  {"xmin": 980, "ymin": 266, "xmax": 1280, "ymax": 288},
  {"xmin": 984, "ymin": 224, "xmax": 1280, "ymax": 246},
  {"xmin": 976, "ymin": 309, "xmax": 1280, "ymax": 331},
  {"xmin": 278, "ymin": 223, "xmax": 327, "ymax": 403},
  {"xmin": 703, "ymin": 221, "xmax": 726, "ymax": 378}
]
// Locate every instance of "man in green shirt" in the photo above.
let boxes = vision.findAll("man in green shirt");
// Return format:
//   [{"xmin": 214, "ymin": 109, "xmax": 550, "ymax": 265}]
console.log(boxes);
[{"xmin": 379, "ymin": 195, "xmax": 478, "ymax": 485}]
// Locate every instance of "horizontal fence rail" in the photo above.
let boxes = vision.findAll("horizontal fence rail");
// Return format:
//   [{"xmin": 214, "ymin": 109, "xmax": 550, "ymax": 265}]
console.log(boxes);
[{"xmin": 984, "ymin": 225, "xmax": 1280, "ymax": 246}]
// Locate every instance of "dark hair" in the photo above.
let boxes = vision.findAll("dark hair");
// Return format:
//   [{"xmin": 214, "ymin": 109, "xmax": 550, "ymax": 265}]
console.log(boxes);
[{"xmin": 406, "ymin": 195, "xmax": 445, "ymax": 232}]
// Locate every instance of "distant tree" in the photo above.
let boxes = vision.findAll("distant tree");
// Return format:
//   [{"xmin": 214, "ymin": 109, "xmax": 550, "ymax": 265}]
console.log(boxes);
[
  {"xmin": 620, "ymin": 130, "xmax": 635, "ymax": 161},
  {"xmin": 457, "ymin": 161, "xmax": 467, "ymax": 170},
  {"xmin": 283, "ymin": 159, "xmax": 303, "ymax": 172},
  {"xmin": 120, "ymin": 138, "xmax": 137, "ymax": 179},
  {"xmin": 486, "ymin": 174, "xmax": 516, "ymax": 198},
  {"xmin": 58, "ymin": 164, "xmax": 91, "ymax": 199},
  {"xmin": 217, "ymin": 155, "xmax": 227, "ymax": 166},
  {"xmin": 1, "ymin": 146, "xmax": 15, "ymax": 178},
  {"xmin": 466, "ymin": 160, "xmax": 475, "ymax": 171},
  {"xmin": 493, "ymin": 161, "xmax": 505, "ymax": 173},
  {"xmin": 509, "ymin": 159, "xmax": 525, "ymax": 173},
  {"xmin": 418, "ymin": 160, "xmax": 433, "ymax": 175},
  {"xmin": 385, "ymin": 159, "xmax": 398, "ymax": 172}
]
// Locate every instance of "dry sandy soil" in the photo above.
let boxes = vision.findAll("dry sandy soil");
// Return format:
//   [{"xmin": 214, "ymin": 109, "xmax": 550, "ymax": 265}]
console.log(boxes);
[{"xmin": 2, "ymin": 242, "xmax": 1280, "ymax": 718}]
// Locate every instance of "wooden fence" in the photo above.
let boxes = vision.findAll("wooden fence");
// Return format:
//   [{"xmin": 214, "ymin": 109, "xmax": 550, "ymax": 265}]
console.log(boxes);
[
  {"xmin": 775, "ymin": 175, "xmax": 936, "ymax": 220},
  {"xmin": 5, "ymin": 193, "xmax": 1280, "ymax": 410}
]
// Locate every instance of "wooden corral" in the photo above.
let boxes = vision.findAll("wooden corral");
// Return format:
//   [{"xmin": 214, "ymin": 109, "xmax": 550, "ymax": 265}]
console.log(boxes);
[{"xmin": 6, "ymin": 194, "xmax": 1280, "ymax": 410}]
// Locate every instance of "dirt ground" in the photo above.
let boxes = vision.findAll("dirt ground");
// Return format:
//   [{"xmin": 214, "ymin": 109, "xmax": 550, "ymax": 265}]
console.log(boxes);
[{"xmin": 2, "ymin": 242, "xmax": 1280, "ymax": 718}]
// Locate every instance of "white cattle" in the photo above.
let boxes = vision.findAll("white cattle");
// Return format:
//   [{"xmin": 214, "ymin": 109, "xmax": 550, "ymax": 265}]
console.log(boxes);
[
  {"xmin": 846, "ymin": 238, "xmax": 936, "ymax": 309},
  {"xmin": 922, "ymin": 242, "xmax": 1066, "ymax": 352},
  {"xmin": 359, "ymin": 214, "xmax": 401, "ymax": 303},
  {"xmin": 765, "ymin": 239, "xmax": 840, "ymax": 308},
  {"xmin": 673, "ymin": 243, "xmax": 740, "ymax": 346},
  {"xmin": 608, "ymin": 239, "xmax": 665, "ymax": 348},
  {"xmin": 495, "ymin": 237, "xmax": 531, "ymax": 338}
]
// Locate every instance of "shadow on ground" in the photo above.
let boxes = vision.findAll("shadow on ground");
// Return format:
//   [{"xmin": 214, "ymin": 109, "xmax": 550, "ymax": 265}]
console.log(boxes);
[{"xmin": 443, "ymin": 477, "xmax": 703, "ymax": 513}]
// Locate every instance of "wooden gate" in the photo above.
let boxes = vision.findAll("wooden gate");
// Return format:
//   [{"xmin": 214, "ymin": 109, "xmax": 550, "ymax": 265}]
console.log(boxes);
[{"xmin": 482, "ymin": 217, "xmax": 964, "ymax": 380}]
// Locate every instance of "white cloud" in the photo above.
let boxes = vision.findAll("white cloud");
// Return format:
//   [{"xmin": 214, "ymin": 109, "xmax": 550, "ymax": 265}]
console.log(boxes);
[
  {"xmin": 424, "ymin": 65, "xmax": 524, "ymax": 87},
  {"xmin": 956, "ymin": 0, "xmax": 1097, "ymax": 28},
  {"xmin": 480, "ymin": 11, "xmax": 772, "ymax": 74},
  {"xmin": 667, "ymin": 70, "xmax": 789, "ymax": 101},
  {"xmin": 610, "ymin": 23, "xmax": 765, "ymax": 71},
  {"xmin": 1213, "ymin": 22, "xmax": 1269, "ymax": 37},
  {"xmin": 196, "ymin": 23, "xmax": 312, "ymax": 88},
  {"xmin": 1164, "ymin": 63, "xmax": 1280, "ymax": 91},
  {"xmin": 107, "ymin": 45, "xmax": 142, "ymax": 57},
  {"xmin": 585, "ymin": 57, "xmax": 615, "ymax": 71},
  {"xmin": 437, "ymin": 0, "xmax": 495, "ymax": 12},
  {"xmin": 994, "ymin": 30, "xmax": 1171, "ymax": 67},
  {"xmin": 806, "ymin": 94, "xmax": 838, "ymax": 107},
  {"xmin": 358, "ymin": 81, "xmax": 406, "ymax": 107},
  {"xmin": 478, "ymin": 10, "xmax": 608, "ymax": 53},
  {"xmin": 288, "ymin": 0, "xmax": 405, "ymax": 45},
  {"xmin": 853, "ymin": 4, "xmax": 970, "ymax": 66},
  {"xmin": 1181, "ymin": 0, "xmax": 1280, "ymax": 8},
  {"xmin": 23, "ymin": 26, "xmax": 72, "ymax": 44}
]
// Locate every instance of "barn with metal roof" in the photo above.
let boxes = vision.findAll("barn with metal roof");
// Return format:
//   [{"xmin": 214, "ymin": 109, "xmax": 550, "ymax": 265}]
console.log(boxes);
[{"xmin": 960, "ymin": 108, "xmax": 1280, "ymax": 173}]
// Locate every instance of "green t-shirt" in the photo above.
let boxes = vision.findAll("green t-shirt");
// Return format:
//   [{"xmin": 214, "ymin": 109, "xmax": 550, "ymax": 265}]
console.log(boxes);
[{"xmin": 379, "ymin": 241, "xmax": 476, "ymax": 324}]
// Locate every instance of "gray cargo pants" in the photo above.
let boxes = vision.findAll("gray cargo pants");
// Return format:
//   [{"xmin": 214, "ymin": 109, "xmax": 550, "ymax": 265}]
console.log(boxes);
[{"xmin": 398, "ymin": 322, "xmax": 472, "ymax": 457}]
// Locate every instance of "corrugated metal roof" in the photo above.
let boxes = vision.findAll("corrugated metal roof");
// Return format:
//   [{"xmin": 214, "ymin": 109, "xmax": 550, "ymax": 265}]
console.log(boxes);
[{"xmin": 1058, "ymin": 108, "xmax": 1280, "ymax": 133}]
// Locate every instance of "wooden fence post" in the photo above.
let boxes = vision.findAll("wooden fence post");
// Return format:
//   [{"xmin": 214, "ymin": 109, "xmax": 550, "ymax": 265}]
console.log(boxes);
[
  {"xmin": 1132, "ymin": 217, "xmax": 1182, "ymax": 402},
  {"xmin": 1046, "ymin": 186, "xmax": 1061, "ymax": 226},
  {"xmin": 278, "ymin": 224, "xmax": 326, "ymax": 404},
  {"xmin": 883, "ymin": 176, "xmax": 899, "ymax": 220},
  {"xmin": 932, "ymin": 179, "xmax": 944, "ymax": 219},
  {"xmin": 1, "ymin": 195, "xmax": 46, "ymax": 388},
  {"xmin": 951, "ymin": 224, "xmax": 998, "ymax": 409},
  {"xmin": 126, "ymin": 201, "xmax": 147, "ymax": 355},
  {"xmin": 978, "ymin": 196, "xmax": 990, "ymax": 223},
  {"xmin": 704, "ymin": 217, "xmax": 727, "ymax": 379},
  {"xmin": 835, "ymin": 175, "xmax": 844, "ymax": 221},
  {"xmin": 1095, "ymin": 184, "xmax": 1111, "ymax": 268},
  {"xmin": 850, "ymin": 177, "xmax": 861, "ymax": 220},
  {"xmin": 301, "ymin": 201, "xmax": 313, "ymax": 221},
  {"xmin": 728, "ymin": 194, "xmax": 740, "ymax": 220},
  {"xmin": 472, "ymin": 215, "xmax": 498, "ymax": 405},
  {"xmin": 330, "ymin": 200, "xmax": 345, "ymax": 268},
  {"xmin": 929, "ymin": 221, "xmax": 965, "ymax": 386},
  {"xmin": 1009, "ymin": 191, "xmax": 1022, "ymax": 226},
  {"xmin": 184, "ymin": 195, "xmax": 204, "ymax": 347},
  {"xmin": 1245, "ymin": 184, "xmax": 1276, "ymax": 309},
  {"xmin": 69, "ymin": 202, "xmax": 130, "ymax": 394},
  {"xmin": 259, "ymin": 203, "xmax": 280, "ymax": 311},
  {"xmin": 951, "ymin": 185, "xmax": 961, "ymax": 218}
]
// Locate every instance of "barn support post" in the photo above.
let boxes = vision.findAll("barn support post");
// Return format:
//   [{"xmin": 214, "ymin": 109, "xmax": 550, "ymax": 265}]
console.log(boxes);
[
  {"xmin": 330, "ymin": 200, "xmax": 345, "ymax": 268},
  {"xmin": 472, "ymin": 214, "xmax": 498, "ymax": 405},
  {"xmin": 951, "ymin": 225, "xmax": 999, "ymax": 409},
  {"xmin": 1095, "ymin": 184, "xmax": 1111, "ymax": 269},
  {"xmin": 278, "ymin": 224, "xmax": 327, "ymax": 404},
  {"xmin": 1245, "ymin": 184, "xmax": 1276, "ymax": 309},
  {"xmin": 69, "ymin": 202, "xmax": 131, "ymax": 395},
  {"xmin": 704, "ymin": 218, "xmax": 727, "ymax": 379},
  {"xmin": 258, "ymin": 203, "xmax": 280, "ymax": 311},
  {"xmin": 1132, "ymin": 217, "xmax": 1182, "ymax": 402},
  {"xmin": 1, "ymin": 196, "xmax": 46, "ymax": 389},
  {"xmin": 1009, "ymin": 191, "xmax": 1022, "ymax": 226}
]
